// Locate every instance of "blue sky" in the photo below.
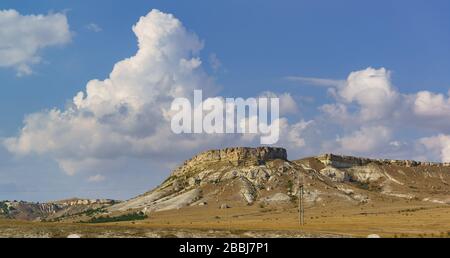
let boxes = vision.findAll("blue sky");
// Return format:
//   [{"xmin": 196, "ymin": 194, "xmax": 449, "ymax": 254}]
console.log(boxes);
[{"xmin": 0, "ymin": 1, "xmax": 450, "ymax": 201}]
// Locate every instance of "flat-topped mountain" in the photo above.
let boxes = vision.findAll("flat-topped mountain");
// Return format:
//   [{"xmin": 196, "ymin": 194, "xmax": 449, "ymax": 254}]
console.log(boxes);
[
  {"xmin": 106, "ymin": 147, "xmax": 449, "ymax": 217},
  {"xmin": 173, "ymin": 147, "xmax": 287, "ymax": 176},
  {"xmin": 183, "ymin": 147, "xmax": 287, "ymax": 165}
]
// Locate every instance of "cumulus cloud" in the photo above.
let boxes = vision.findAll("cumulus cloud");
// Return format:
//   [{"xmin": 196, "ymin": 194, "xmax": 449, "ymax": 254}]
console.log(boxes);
[
  {"xmin": 338, "ymin": 68, "xmax": 398, "ymax": 121},
  {"xmin": 0, "ymin": 9, "xmax": 71, "ymax": 76},
  {"xmin": 419, "ymin": 135, "xmax": 450, "ymax": 163},
  {"xmin": 413, "ymin": 91, "xmax": 450, "ymax": 119},
  {"xmin": 319, "ymin": 67, "xmax": 450, "ymax": 131},
  {"xmin": 259, "ymin": 91, "xmax": 298, "ymax": 115},
  {"xmin": 337, "ymin": 126, "xmax": 392, "ymax": 154},
  {"xmin": 308, "ymin": 67, "xmax": 450, "ymax": 160},
  {"xmin": 285, "ymin": 120, "xmax": 313, "ymax": 148},
  {"xmin": 318, "ymin": 68, "xmax": 401, "ymax": 128},
  {"xmin": 5, "ymin": 8, "xmax": 450, "ymax": 182},
  {"xmin": 317, "ymin": 68, "xmax": 399, "ymax": 121},
  {"xmin": 5, "ymin": 9, "xmax": 290, "ymax": 177},
  {"xmin": 4, "ymin": 10, "xmax": 217, "ymax": 175}
]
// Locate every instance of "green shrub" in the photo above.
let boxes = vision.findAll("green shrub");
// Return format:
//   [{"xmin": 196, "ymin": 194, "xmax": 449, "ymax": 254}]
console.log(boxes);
[
  {"xmin": 85, "ymin": 212, "xmax": 147, "ymax": 223},
  {"xmin": 0, "ymin": 202, "xmax": 9, "ymax": 214},
  {"xmin": 84, "ymin": 207, "xmax": 106, "ymax": 216}
]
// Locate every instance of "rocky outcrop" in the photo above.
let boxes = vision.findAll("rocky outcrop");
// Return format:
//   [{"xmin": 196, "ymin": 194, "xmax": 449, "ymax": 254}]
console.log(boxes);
[
  {"xmin": 0, "ymin": 198, "xmax": 118, "ymax": 221},
  {"xmin": 1, "ymin": 201, "xmax": 61, "ymax": 217},
  {"xmin": 109, "ymin": 147, "xmax": 293, "ymax": 213},
  {"xmin": 319, "ymin": 166, "xmax": 350, "ymax": 182},
  {"xmin": 263, "ymin": 193, "xmax": 291, "ymax": 203},
  {"xmin": 54, "ymin": 199, "xmax": 117, "ymax": 206},
  {"xmin": 317, "ymin": 153, "xmax": 450, "ymax": 168},
  {"xmin": 182, "ymin": 147, "xmax": 287, "ymax": 167},
  {"xmin": 239, "ymin": 177, "xmax": 258, "ymax": 204}
]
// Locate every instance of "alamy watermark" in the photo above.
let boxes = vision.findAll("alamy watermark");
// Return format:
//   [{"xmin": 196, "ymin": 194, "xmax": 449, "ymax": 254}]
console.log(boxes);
[{"xmin": 170, "ymin": 90, "xmax": 280, "ymax": 144}]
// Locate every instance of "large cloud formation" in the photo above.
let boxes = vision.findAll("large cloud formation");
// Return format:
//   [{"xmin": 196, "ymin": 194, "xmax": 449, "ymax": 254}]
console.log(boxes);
[
  {"xmin": 5, "ymin": 10, "xmax": 302, "ymax": 177},
  {"xmin": 5, "ymin": 9, "xmax": 450, "ymax": 182},
  {"xmin": 311, "ymin": 67, "xmax": 450, "ymax": 161},
  {"xmin": 0, "ymin": 9, "xmax": 71, "ymax": 76},
  {"xmin": 5, "ymin": 10, "xmax": 214, "ymax": 175}
]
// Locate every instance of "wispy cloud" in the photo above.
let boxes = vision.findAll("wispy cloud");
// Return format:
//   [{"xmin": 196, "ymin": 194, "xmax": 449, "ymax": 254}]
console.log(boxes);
[
  {"xmin": 86, "ymin": 23, "xmax": 102, "ymax": 32},
  {"xmin": 87, "ymin": 174, "xmax": 106, "ymax": 182},
  {"xmin": 209, "ymin": 53, "xmax": 222, "ymax": 72},
  {"xmin": 284, "ymin": 76, "xmax": 345, "ymax": 87}
]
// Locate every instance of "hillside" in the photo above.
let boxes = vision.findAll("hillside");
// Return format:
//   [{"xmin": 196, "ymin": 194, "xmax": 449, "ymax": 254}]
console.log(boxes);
[
  {"xmin": 1, "ymin": 147, "xmax": 449, "ymax": 237},
  {"xmin": 0, "ymin": 199, "xmax": 117, "ymax": 221},
  {"xmin": 105, "ymin": 147, "xmax": 449, "ymax": 215}
]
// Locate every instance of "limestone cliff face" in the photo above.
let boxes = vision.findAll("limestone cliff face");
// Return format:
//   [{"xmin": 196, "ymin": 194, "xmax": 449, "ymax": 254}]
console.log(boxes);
[
  {"xmin": 173, "ymin": 147, "xmax": 287, "ymax": 176},
  {"xmin": 317, "ymin": 153, "xmax": 450, "ymax": 168},
  {"xmin": 53, "ymin": 199, "xmax": 116, "ymax": 206},
  {"xmin": 110, "ymin": 147, "xmax": 294, "ymax": 213},
  {"xmin": 0, "ymin": 199, "xmax": 118, "ymax": 221}
]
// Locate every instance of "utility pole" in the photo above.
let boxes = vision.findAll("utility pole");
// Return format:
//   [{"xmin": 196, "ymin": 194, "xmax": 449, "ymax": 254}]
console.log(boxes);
[{"xmin": 298, "ymin": 173, "xmax": 304, "ymax": 227}]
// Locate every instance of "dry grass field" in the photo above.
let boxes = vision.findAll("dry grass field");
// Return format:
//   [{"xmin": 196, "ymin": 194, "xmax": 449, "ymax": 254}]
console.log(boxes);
[
  {"xmin": 135, "ymin": 201, "xmax": 450, "ymax": 238},
  {"xmin": 1, "ymin": 200, "xmax": 449, "ymax": 238}
]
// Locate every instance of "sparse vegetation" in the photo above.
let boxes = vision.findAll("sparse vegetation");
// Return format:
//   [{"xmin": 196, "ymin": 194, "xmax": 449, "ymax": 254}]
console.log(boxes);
[
  {"xmin": 84, "ymin": 207, "xmax": 107, "ymax": 216},
  {"xmin": 85, "ymin": 212, "xmax": 147, "ymax": 223},
  {"xmin": 289, "ymin": 195, "xmax": 298, "ymax": 205},
  {"xmin": 0, "ymin": 202, "xmax": 8, "ymax": 214},
  {"xmin": 287, "ymin": 180, "xmax": 294, "ymax": 192}
]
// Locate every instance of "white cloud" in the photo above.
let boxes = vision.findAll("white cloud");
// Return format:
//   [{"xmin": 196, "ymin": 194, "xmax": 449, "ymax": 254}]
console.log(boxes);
[
  {"xmin": 337, "ymin": 126, "xmax": 392, "ymax": 154},
  {"xmin": 208, "ymin": 53, "xmax": 222, "ymax": 72},
  {"xmin": 320, "ymin": 103, "xmax": 352, "ymax": 125},
  {"xmin": 338, "ymin": 67, "xmax": 398, "ymax": 121},
  {"xmin": 4, "ymin": 10, "xmax": 216, "ymax": 175},
  {"xmin": 286, "ymin": 120, "xmax": 313, "ymax": 148},
  {"xmin": 309, "ymin": 67, "xmax": 450, "ymax": 161},
  {"xmin": 5, "ymin": 9, "xmax": 289, "ymax": 177},
  {"xmin": 86, "ymin": 23, "xmax": 102, "ymax": 32},
  {"xmin": 6, "ymin": 8, "xmax": 450, "ymax": 180},
  {"xmin": 419, "ymin": 135, "xmax": 450, "ymax": 163},
  {"xmin": 285, "ymin": 75, "xmax": 344, "ymax": 87},
  {"xmin": 318, "ymin": 67, "xmax": 450, "ymax": 131},
  {"xmin": 259, "ymin": 91, "xmax": 298, "ymax": 115},
  {"xmin": 413, "ymin": 91, "xmax": 450, "ymax": 118},
  {"xmin": 0, "ymin": 9, "xmax": 71, "ymax": 76}
]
